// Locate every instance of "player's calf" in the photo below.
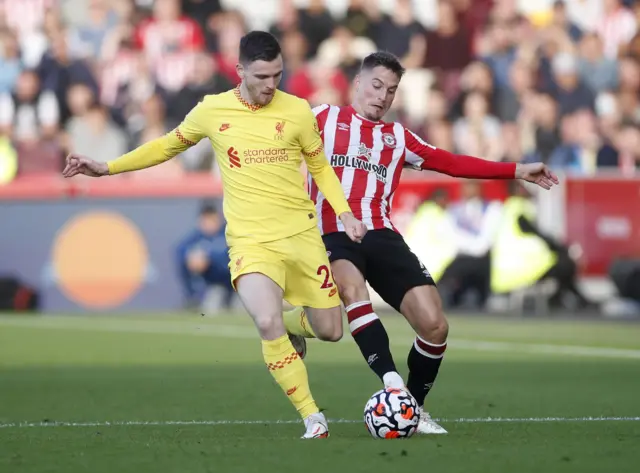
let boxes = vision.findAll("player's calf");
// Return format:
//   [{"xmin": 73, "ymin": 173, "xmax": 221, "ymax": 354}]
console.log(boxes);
[
  {"xmin": 305, "ymin": 306, "xmax": 343, "ymax": 342},
  {"xmin": 400, "ymin": 285, "xmax": 449, "ymax": 408},
  {"xmin": 332, "ymin": 259, "xmax": 401, "ymax": 387},
  {"xmin": 236, "ymin": 273, "xmax": 324, "ymax": 433},
  {"xmin": 283, "ymin": 305, "xmax": 343, "ymax": 342}
]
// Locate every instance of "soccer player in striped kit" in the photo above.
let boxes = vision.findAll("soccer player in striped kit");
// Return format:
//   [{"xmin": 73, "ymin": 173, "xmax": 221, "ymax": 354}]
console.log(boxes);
[{"xmin": 285, "ymin": 52, "xmax": 559, "ymax": 434}]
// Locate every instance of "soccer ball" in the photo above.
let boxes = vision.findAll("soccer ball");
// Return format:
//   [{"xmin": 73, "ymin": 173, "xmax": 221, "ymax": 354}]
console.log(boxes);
[{"xmin": 364, "ymin": 388, "xmax": 420, "ymax": 439}]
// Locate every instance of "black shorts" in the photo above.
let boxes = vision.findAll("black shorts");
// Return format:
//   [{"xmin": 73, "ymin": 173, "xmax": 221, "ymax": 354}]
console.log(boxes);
[{"xmin": 322, "ymin": 228, "xmax": 435, "ymax": 312}]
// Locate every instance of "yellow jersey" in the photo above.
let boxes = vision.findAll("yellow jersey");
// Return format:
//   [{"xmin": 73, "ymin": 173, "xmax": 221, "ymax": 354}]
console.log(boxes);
[{"xmin": 107, "ymin": 87, "xmax": 351, "ymax": 246}]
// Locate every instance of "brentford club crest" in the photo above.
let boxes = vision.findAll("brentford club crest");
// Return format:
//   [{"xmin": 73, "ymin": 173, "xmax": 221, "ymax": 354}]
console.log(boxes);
[{"xmin": 382, "ymin": 133, "xmax": 396, "ymax": 147}]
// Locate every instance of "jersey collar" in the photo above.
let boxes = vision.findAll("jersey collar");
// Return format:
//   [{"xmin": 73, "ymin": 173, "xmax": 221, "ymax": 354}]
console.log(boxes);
[{"xmin": 234, "ymin": 85, "xmax": 265, "ymax": 112}]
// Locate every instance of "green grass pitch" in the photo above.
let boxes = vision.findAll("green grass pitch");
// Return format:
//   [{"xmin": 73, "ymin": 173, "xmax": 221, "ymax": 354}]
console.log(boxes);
[{"xmin": 1, "ymin": 312, "xmax": 639, "ymax": 473}]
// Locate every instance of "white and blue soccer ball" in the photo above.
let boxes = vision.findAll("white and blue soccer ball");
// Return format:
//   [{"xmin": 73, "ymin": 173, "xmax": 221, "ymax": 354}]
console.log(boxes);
[{"xmin": 364, "ymin": 388, "xmax": 420, "ymax": 439}]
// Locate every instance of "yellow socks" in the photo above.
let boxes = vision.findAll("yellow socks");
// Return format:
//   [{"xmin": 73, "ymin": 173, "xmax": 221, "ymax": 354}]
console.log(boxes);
[
  {"xmin": 262, "ymin": 334, "xmax": 319, "ymax": 419},
  {"xmin": 283, "ymin": 307, "xmax": 316, "ymax": 338}
]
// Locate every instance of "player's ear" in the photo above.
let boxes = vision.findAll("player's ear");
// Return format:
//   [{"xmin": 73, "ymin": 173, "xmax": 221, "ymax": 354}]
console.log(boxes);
[
  {"xmin": 354, "ymin": 74, "xmax": 361, "ymax": 92},
  {"xmin": 236, "ymin": 63, "xmax": 245, "ymax": 80}
]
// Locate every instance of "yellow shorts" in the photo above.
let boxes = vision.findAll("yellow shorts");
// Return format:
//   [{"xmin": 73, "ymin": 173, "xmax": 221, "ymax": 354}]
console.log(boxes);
[{"xmin": 228, "ymin": 226, "xmax": 339, "ymax": 309}]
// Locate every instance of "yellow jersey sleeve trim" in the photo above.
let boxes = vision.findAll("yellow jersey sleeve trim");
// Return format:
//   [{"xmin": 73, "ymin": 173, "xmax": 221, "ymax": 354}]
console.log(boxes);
[
  {"xmin": 174, "ymin": 129, "xmax": 197, "ymax": 147},
  {"xmin": 302, "ymin": 145, "xmax": 323, "ymax": 158}
]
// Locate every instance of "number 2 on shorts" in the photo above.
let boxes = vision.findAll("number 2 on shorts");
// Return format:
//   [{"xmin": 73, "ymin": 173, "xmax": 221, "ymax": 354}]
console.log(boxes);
[{"xmin": 317, "ymin": 265, "xmax": 334, "ymax": 289}]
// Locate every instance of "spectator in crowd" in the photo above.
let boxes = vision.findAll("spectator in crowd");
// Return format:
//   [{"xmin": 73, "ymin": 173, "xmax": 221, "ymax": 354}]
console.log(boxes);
[
  {"xmin": 612, "ymin": 120, "xmax": 640, "ymax": 174},
  {"xmin": 453, "ymin": 92, "xmax": 503, "ymax": 161},
  {"xmin": 596, "ymin": 0, "xmax": 637, "ymax": 59},
  {"xmin": 0, "ymin": 69, "xmax": 64, "ymax": 175},
  {"xmin": 129, "ymin": 92, "xmax": 168, "ymax": 149},
  {"xmin": 577, "ymin": 33, "xmax": 619, "ymax": 95},
  {"xmin": 297, "ymin": 0, "xmax": 336, "ymax": 59},
  {"xmin": 0, "ymin": 70, "xmax": 59, "ymax": 140},
  {"xmin": 343, "ymin": 0, "xmax": 381, "ymax": 39},
  {"xmin": 480, "ymin": 18, "xmax": 517, "ymax": 90},
  {"xmin": 315, "ymin": 24, "xmax": 376, "ymax": 82},
  {"xmin": 0, "ymin": 29, "xmax": 22, "ymax": 94},
  {"xmin": 424, "ymin": 0, "xmax": 471, "ymax": 95},
  {"xmin": 450, "ymin": 61, "xmax": 498, "ymax": 122},
  {"xmin": 438, "ymin": 181, "xmax": 503, "ymax": 310},
  {"xmin": 176, "ymin": 203, "xmax": 233, "ymax": 312},
  {"xmin": 492, "ymin": 181, "xmax": 595, "ymax": 311},
  {"xmin": 0, "ymin": 0, "xmax": 637, "ymax": 180},
  {"xmin": 425, "ymin": 119, "xmax": 455, "ymax": 152},
  {"xmin": 549, "ymin": 108, "xmax": 617, "ymax": 174},
  {"xmin": 406, "ymin": 187, "xmax": 458, "ymax": 283},
  {"xmin": 37, "ymin": 31, "xmax": 99, "ymax": 124},
  {"xmin": 135, "ymin": 0, "xmax": 204, "ymax": 63},
  {"xmin": 165, "ymin": 51, "xmax": 232, "ymax": 127},
  {"xmin": 68, "ymin": 0, "xmax": 118, "ymax": 61},
  {"xmin": 496, "ymin": 60, "xmax": 535, "ymax": 122},
  {"xmin": 66, "ymin": 103, "xmax": 128, "ymax": 165},
  {"xmin": 181, "ymin": 0, "xmax": 223, "ymax": 33},
  {"xmin": 278, "ymin": 29, "xmax": 309, "ymax": 93},
  {"xmin": 526, "ymin": 92, "xmax": 562, "ymax": 164},
  {"xmin": 550, "ymin": 0, "xmax": 583, "ymax": 43},
  {"xmin": 374, "ymin": 0, "xmax": 425, "ymax": 69},
  {"xmin": 549, "ymin": 52, "xmax": 595, "ymax": 117},
  {"xmin": 211, "ymin": 11, "xmax": 245, "ymax": 86}
]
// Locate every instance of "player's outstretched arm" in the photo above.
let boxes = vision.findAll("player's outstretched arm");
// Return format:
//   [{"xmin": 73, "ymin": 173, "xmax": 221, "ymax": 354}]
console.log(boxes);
[
  {"xmin": 62, "ymin": 137, "xmax": 173, "ymax": 178},
  {"xmin": 63, "ymin": 102, "xmax": 208, "ymax": 178},
  {"xmin": 404, "ymin": 129, "xmax": 559, "ymax": 190}
]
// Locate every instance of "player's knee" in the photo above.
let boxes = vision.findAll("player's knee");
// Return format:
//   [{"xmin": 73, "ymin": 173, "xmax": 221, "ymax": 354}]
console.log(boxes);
[
  {"xmin": 433, "ymin": 315, "xmax": 449, "ymax": 341},
  {"xmin": 254, "ymin": 314, "xmax": 285, "ymax": 339},
  {"xmin": 416, "ymin": 308, "xmax": 448, "ymax": 344},
  {"xmin": 335, "ymin": 280, "xmax": 366, "ymax": 307},
  {"xmin": 316, "ymin": 323, "xmax": 343, "ymax": 342},
  {"xmin": 314, "ymin": 311, "xmax": 343, "ymax": 342}
]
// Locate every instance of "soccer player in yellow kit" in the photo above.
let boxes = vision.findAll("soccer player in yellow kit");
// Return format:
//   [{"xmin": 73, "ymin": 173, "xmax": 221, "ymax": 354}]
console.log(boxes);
[{"xmin": 62, "ymin": 31, "xmax": 367, "ymax": 439}]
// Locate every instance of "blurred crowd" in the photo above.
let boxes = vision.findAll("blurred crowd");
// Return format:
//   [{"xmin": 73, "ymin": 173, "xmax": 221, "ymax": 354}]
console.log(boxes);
[{"xmin": 2, "ymin": 0, "xmax": 640, "ymax": 182}]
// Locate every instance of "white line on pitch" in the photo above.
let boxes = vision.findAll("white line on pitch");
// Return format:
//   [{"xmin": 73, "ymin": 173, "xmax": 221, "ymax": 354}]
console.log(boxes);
[
  {"xmin": 1, "ymin": 416, "xmax": 639, "ymax": 429},
  {"xmin": 2, "ymin": 317, "xmax": 640, "ymax": 359}
]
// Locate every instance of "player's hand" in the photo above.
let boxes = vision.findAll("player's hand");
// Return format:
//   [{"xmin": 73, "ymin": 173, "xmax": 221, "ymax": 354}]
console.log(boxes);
[
  {"xmin": 339, "ymin": 212, "xmax": 367, "ymax": 243},
  {"xmin": 515, "ymin": 163, "xmax": 559, "ymax": 190},
  {"xmin": 62, "ymin": 154, "xmax": 109, "ymax": 178}
]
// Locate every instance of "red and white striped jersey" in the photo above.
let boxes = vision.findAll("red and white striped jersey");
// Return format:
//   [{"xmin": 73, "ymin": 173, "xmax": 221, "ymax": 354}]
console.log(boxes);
[
  {"xmin": 0, "ymin": 0, "xmax": 54, "ymax": 36},
  {"xmin": 309, "ymin": 104, "xmax": 516, "ymax": 235}
]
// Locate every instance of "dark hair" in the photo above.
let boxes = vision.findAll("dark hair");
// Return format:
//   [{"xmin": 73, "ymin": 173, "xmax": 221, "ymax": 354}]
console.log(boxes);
[
  {"xmin": 239, "ymin": 31, "xmax": 281, "ymax": 64},
  {"xmin": 430, "ymin": 187, "xmax": 449, "ymax": 201},
  {"xmin": 199, "ymin": 202, "xmax": 219, "ymax": 216},
  {"xmin": 360, "ymin": 51, "xmax": 406, "ymax": 79}
]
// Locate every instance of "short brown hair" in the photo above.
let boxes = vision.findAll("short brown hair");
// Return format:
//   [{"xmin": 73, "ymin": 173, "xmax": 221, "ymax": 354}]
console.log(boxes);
[{"xmin": 360, "ymin": 51, "xmax": 406, "ymax": 79}]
